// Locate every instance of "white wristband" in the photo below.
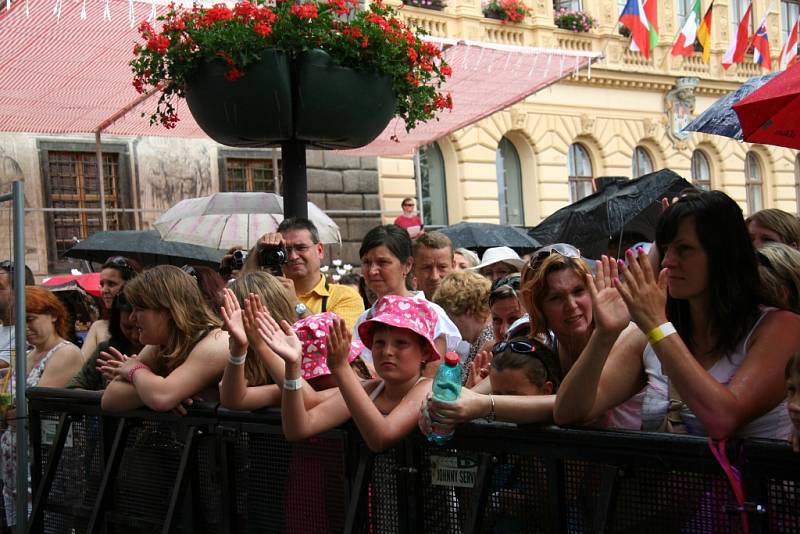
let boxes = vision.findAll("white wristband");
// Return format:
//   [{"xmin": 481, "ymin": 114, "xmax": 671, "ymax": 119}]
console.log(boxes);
[
  {"xmin": 283, "ymin": 377, "xmax": 303, "ymax": 391},
  {"xmin": 646, "ymin": 322, "xmax": 677, "ymax": 346},
  {"xmin": 228, "ymin": 352, "xmax": 247, "ymax": 365}
]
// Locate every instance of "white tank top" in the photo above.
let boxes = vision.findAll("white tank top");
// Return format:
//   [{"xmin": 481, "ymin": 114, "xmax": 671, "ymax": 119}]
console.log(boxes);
[{"xmin": 640, "ymin": 307, "xmax": 791, "ymax": 439}]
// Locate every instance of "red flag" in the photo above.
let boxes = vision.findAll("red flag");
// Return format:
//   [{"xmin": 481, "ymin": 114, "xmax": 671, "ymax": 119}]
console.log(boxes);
[
  {"xmin": 752, "ymin": 13, "xmax": 772, "ymax": 70},
  {"xmin": 779, "ymin": 19, "xmax": 799, "ymax": 70},
  {"xmin": 722, "ymin": 2, "xmax": 752, "ymax": 69}
]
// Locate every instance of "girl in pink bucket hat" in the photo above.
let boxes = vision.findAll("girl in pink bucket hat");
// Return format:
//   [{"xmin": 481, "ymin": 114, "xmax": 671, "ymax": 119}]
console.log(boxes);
[
  {"xmin": 293, "ymin": 312, "xmax": 369, "ymax": 390},
  {"xmin": 257, "ymin": 294, "xmax": 439, "ymax": 452}
]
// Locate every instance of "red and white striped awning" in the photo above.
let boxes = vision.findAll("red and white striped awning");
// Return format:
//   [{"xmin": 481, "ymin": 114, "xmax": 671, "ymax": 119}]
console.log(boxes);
[{"xmin": 0, "ymin": 0, "xmax": 600, "ymax": 151}]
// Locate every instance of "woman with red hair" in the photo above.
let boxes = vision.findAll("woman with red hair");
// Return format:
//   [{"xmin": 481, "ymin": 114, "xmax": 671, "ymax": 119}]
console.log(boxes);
[{"xmin": 1, "ymin": 286, "xmax": 83, "ymax": 528}]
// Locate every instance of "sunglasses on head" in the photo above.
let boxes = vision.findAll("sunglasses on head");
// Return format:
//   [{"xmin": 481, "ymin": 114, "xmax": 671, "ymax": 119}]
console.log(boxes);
[
  {"xmin": 491, "ymin": 339, "xmax": 553, "ymax": 381},
  {"xmin": 181, "ymin": 264, "xmax": 200, "ymax": 282},
  {"xmin": 529, "ymin": 243, "xmax": 581, "ymax": 270},
  {"xmin": 490, "ymin": 275, "xmax": 521, "ymax": 293},
  {"xmin": 107, "ymin": 256, "xmax": 134, "ymax": 273},
  {"xmin": 0, "ymin": 261, "xmax": 12, "ymax": 272}
]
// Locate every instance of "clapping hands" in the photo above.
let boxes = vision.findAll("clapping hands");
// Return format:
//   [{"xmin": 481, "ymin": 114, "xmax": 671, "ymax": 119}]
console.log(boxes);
[
  {"xmin": 254, "ymin": 309, "xmax": 302, "ymax": 364},
  {"xmin": 327, "ymin": 316, "xmax": 352, "ymax": 371}
]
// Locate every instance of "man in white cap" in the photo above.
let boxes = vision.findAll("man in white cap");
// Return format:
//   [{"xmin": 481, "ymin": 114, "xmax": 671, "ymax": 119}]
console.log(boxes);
[{"xmin": 470, "ymin": 246, "xmax": 525, "ymax": 283}]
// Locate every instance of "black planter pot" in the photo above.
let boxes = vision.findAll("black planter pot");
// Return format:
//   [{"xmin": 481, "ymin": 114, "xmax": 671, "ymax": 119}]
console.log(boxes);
[
  {"xmin": 294, "ymin": 49, "xmax": 397, "ymax": 149},
  {"xmin": 185, "ymin": 49, "xmax": 292, "ymax": 147}
]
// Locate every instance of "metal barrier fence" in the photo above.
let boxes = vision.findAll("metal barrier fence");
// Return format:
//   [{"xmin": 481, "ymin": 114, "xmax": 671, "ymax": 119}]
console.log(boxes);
[{"xmin": 26, "ymin": 387, "xmax": 800, "ymax": 534}]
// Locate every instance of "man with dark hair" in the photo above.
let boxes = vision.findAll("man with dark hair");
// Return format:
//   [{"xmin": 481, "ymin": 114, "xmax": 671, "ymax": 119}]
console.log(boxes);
[
  {"xmin": 249, "ymin": 218, "xmax": 364, "ymax": 330},
  {"xmin": 413, "ymin": 231, "xmax": 455, "ymax": 300}
]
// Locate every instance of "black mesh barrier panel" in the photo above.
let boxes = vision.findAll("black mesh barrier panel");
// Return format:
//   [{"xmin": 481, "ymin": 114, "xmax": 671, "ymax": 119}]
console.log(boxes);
[
  {"xmin": 38, "ymin": 412, "xmax": 105, "ymax": 534},
  {"xmin": 194, "ymin": 432, "xmax": 223, "ymax": 534},
  {"xmin": 607, "ymin": 467, "xmax": 737, "ymax": 533},
  {"xmin": 232, "ymin": 429, "xmax": 347, "ymax": 534},
  {"xmin": 110, "ymin": 420, "xmax": 185, "ymax": 533},
  {"xmin": 366, "ymin": 452, "xmax": 400, "ymax": 534},
  {"xmin": 768, "ymin": 479, "xmax": 800, "ymax": 533},
  {"xmin": 482, "ymin": 453, "xmax": 553, "ymax": 534}
]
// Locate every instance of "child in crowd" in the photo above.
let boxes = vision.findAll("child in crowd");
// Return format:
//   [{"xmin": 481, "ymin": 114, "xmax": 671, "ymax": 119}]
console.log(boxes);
[
  {"xmin": 257, "ymin": 294, "xmax": 437, "ymax": 452},
  {"xmin": 421, "ymin": 336, "xmax": 558, "ymax": 430},
  {"xmin": 788, "ymin": 352, "xmax": 800, "ymax": 452}
]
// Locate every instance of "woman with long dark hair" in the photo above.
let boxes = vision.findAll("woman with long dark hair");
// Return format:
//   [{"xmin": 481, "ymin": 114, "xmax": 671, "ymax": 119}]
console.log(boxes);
[{"xmin": 555, "ymin": 191, "xmax": 800, "ymax": 439}]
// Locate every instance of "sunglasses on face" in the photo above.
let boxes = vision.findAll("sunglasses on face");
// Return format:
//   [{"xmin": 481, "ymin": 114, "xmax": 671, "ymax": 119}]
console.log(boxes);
[{"xmin": 529, "ymin": 243, "xmax": 581, "ymax": 271}]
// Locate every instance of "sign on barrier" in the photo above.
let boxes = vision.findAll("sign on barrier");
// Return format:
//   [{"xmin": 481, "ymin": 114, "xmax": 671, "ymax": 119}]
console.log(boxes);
[{"xmin": 430, "ymin": 453, "xmax": 478, "ymax": 488}]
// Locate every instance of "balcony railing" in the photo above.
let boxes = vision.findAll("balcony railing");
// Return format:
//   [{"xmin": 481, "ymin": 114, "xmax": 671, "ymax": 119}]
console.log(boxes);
[{"xmin": 26, "ymin": 387, "xmax": 800, "ymax": 534}]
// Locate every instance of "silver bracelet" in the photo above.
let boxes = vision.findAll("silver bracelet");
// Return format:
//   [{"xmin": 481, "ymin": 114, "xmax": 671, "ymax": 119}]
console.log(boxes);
[
  {"xmin": 283, "ymin": 377, "xmax": 303, "ymax": 391},
  {"xmin": 228, "ymin": 352, "xmax": 247, "ymax": 366},
  {"xmin": 486, "ymin": 394, "xmax": 496, "ymax": 423}
]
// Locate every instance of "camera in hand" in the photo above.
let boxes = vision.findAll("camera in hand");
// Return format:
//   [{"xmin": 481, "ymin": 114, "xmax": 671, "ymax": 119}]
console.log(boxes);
[
  {"xmin": 258, "ymin": 245, "xmax": 288, "ymax": 276},
  {"xmin": 231, "ymin": 249, "xmax": 248, "ymax": 270}
]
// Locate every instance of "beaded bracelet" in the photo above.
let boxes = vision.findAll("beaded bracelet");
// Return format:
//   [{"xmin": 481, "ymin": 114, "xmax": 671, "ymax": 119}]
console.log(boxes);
[{"xmin": 127, "ymin": 363, "xmax": 150, "ymax": 384}]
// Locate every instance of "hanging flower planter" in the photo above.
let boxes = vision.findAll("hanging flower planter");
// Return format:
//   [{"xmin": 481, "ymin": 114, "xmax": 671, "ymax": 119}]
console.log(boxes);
[
  {"xmin": 184, "ymin": 49, "xmax": 293, "ymax": 147},
  {"xmin": 295, "ymin": 49, "xmax": 397, "ymax": 149},
  {"xmin": 130, "ymin": 0, "xmax": 453, "ymax": 146}
]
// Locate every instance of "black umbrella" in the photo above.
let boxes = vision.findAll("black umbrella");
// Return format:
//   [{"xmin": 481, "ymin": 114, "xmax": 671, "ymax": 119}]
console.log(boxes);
[
  {"xmin": 528, "ymin": 169, "xmax": 696, "ymax": 259},
  {"xmin": 684, "ymin": 72, "xmax": 779, "ymax": 141},
  {"xmin": 439, "ymin": 222, "xmax": 542, "ymax": 256},
  {"xmin": 64, "ymin": 230, "xmax": 225, "ymax": 268}
]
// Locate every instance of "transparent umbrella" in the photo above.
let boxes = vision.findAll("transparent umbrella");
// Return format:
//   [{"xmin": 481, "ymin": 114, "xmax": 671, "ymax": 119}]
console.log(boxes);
[{"xmin": 154, "ymin": 192, "xmax": 341, "ymax": 250}]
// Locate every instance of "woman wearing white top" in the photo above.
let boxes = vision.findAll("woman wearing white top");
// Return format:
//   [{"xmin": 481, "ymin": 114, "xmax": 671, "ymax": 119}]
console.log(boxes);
[
  {"xmin": 353, "ymin": 224, "xmax": 461, "ymax": 376},
  {"xmin": 555, "ymin": 191, "xmax": 800, "ymax": 440}
]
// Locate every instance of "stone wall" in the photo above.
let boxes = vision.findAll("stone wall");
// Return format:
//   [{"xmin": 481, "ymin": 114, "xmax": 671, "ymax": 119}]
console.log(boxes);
[{"xmin": 0, "ymin": 132, "xmax": 380, "ymax": 275}]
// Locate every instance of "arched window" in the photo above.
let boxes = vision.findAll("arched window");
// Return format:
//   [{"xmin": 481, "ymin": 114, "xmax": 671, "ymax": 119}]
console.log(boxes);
[
  {"xmin": 745, "ymin": 152, "xmax": 764, "ymax": 215},
  {"xmin": 568, "ymin": 143, "xmax": 593, "ymax": 202},
  {"xmin": 496, "ymin": 137, "xmax": 524, "ymax": 225},
  {"xmin": 418, "ymin": 142, "xmax": 448, "ymax": 226},
  {"xmin": 632, "ymin": 146, "xmax": 653, "ymax": 178},
  {"xmin": 795, "ymin": 154, "xmax": 800, "ymax": 214},
  {"xmin": 691, "ymin": 150, "xmax": 711, "ymax": 191}
]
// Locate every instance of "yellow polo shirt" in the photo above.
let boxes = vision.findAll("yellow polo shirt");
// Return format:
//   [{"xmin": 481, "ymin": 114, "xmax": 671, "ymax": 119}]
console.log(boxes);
[{"xmin": 298, "ymin": 275, "xmax": 365, "ymax": 332}]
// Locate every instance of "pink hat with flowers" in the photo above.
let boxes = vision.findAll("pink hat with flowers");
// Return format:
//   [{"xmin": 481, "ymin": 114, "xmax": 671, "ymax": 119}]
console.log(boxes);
[
  {"xmin": 293, "ymin": 312, "xmax": 365, "ymax": 380},
  {"xmin": 357, "ymin": 295, "xmax": 440, "ymax": 362}
]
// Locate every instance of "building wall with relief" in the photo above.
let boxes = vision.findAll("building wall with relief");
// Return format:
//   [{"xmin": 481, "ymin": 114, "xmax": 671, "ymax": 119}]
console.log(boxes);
[{"xmin": 381, "ymin": 0, "xmax": 800, "ymax": 226}]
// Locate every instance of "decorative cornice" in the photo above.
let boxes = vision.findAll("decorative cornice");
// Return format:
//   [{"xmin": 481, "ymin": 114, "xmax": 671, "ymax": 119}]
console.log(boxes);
[{"xmin": 561, "ymin": 73, "xmax": 733, "ymax": 96}]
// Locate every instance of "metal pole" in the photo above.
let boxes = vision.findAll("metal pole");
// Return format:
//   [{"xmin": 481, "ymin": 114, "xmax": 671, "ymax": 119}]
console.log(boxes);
[
  {"xmin": 413, "ymin": 150, "xmax": 425, "ymax": 225},
  {"xmin": 12, "ymin": 181, "xmax": 28, "ymax": 533},
  {"xmin": 281, "ymin": 140, "xmax": 308, "ymax": 219},
  {"xmin": 96, "ymin": 131, "xmax": 108, "ymax": 231}
]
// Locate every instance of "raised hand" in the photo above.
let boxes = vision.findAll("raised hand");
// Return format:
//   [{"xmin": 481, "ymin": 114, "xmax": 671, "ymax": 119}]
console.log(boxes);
[
  {"xmin": 220, "ymin": 288, "xmax": 248, "ymax": 356},
  {"xmin": 327, "ymin": 316, "xmax": 352, "ymax": 371},
  {"xmin": 242, "ymin": 293, "xmax": 268, "ymax": 352},
  {"xmin": 97, "ymin": 346, "xmax": 131, "ymax": 382},
  {"xmin": 255, "ymin": 309, "xmax": 302, "ymax": 364},
  {"xmin": 465, "ymin": 350, "xmax": 492, "ymax": 389},
  {"xmin": 613, "ymin": 247, "xmax": 668, "ymax": 334},
  {"xmin": 587, "ymin": 255, "xmax": 630, "ymax": 336}
]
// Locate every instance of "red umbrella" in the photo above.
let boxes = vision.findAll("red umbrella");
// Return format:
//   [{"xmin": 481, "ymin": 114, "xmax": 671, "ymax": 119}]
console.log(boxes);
[
  {"xmin": 42, "ymin": 273, "xmax": 102, "ymax": 298},
  {"xmin": 733, "ymin": 61, "xmax": 800, "ymax": 150}
]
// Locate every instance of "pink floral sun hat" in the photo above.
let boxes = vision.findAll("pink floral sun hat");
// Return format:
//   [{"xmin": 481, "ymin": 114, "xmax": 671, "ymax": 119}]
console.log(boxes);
[
  {"xmin": 293, "ymin": 312, "xmax": 365, "ymax": 380},
  {"xmin": 357, "ymin": 295, "xmax": 440, "ymax": 362}
]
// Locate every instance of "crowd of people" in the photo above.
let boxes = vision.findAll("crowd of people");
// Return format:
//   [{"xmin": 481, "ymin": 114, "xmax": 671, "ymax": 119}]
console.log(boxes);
[{"xmin": 1, "ymin": 190, "xmax": 800, "ymax": 527}]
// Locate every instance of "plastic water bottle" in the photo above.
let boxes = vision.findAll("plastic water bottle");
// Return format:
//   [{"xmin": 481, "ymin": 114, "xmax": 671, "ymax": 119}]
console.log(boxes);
[{"xmin": 428, "ymin": 351, "xmax": 462, "ymax": 445}]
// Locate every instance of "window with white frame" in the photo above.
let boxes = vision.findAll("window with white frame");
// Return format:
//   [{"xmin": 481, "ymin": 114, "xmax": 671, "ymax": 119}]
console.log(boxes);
[
  {"xmin": 496, "ymin": 137, "xmax": 524, "ymax": 225},
  {"xmin": 632, "ymin": 146, "xmax": 654, "ymax": 178},
  {"xmin": 782, "ymin": 0, "xmax": 800, "ymax": 43},
  {"xmin": 418, "ymin": 142, "xmax": 448, "ymax": 226},
  {"xmin": 745, "ymin": 152, "xmax": 764, "ymax": 215},
  {"xmin": 691, "ymin": 150, "xmax": 711, "ymax": 190},
  {"xmin": 677, "ymin": 0, "xmax": 693, "ymax": 27},
  {"xmin": 568, "ymin": 143, "xmax": 594, "ymax": 202},
  {"xmin": 554, "ymin": 0, "xmax": 581, "ymax": 10}
]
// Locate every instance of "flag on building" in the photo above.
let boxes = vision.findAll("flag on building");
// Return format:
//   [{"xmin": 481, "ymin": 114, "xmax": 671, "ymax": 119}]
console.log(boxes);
[
  {"xmin": 621, "ymin": 0, "xmax": 652, "ymax": 58},
  {"xmin": 672, "ymin": 0, "xmax": 701, "ymax": 57},
  {"xmin": 644, "ymin": 0, "xmax": 659, "ymax": 50},
  {"xmin": 696, "ymin": 1, "xmax": 714, "ymax": 63},
  {"xmin": 722, "ymin": 2, "xmax": 752, "ymax": 69},
  {"xmin": 779, "ymin": 18, "xmax": 799, "ymax": 70},
  {"xmin": 752, "ymin": 11, "xmax": 772, "ymax": 69}
]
